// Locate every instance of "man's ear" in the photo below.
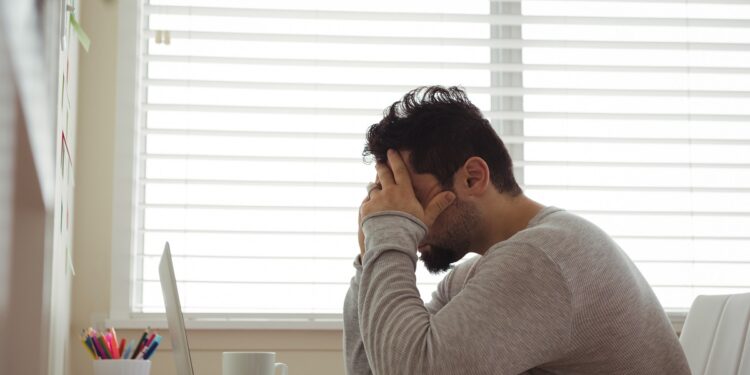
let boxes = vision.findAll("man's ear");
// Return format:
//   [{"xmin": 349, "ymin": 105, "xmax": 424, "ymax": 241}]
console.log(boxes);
[{"xmin": 458, "ymin": 157, "xmax": 490, "ymax": 195}]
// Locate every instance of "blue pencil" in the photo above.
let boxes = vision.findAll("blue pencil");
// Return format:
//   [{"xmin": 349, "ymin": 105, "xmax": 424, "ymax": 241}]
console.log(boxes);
[
  {"xmin": 142, "ymin": 336, "xmax": 162, "ymax": 360},
  {"xmin": 121, "ymin": 341, "xmax": 134, "ymax": 360}
]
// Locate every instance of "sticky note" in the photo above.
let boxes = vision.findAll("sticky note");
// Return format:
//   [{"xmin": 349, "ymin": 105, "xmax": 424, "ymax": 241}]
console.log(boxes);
[{"xmin": 69, "ymin": 14, "xmax": 90, "ymax": 52}]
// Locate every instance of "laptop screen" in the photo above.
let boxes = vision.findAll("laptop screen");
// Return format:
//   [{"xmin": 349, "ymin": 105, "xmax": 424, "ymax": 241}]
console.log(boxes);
[{"xmin": 159, "ymin": 242, "xmax": 195, "ymax": 375}]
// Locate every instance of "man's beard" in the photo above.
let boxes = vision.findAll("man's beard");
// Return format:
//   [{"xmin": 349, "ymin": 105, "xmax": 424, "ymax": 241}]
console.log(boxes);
[
  {"xmin": 419, "ymin": 198, "xmax": 480, "ymax": 274},
  {"xmin": 420, "ymin": 244, "xmax": 463, "ymax": 274}
]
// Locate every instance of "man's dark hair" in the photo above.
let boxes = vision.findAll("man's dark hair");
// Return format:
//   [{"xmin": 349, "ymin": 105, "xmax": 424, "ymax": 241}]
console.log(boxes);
[{"xmin": 363, "ymin": 85, "xmax": 522, "ymax": 196}]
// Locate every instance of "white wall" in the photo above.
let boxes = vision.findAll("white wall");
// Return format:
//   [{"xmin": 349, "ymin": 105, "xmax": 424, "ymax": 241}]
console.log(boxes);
[
  {"xmin": 1, "ymin": 0, "xmax": 77, "ymax": 374},
  {"xmin": 70, "ymin": 1, "xmax": 345, "ymax": 374}
]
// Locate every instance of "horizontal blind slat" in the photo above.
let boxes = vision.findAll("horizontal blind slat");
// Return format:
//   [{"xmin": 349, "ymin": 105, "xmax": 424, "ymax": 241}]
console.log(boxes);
[
  {"xmin": 140, "ymin": 228, "xmax": 750, "ymax": 241},
  {"xmin": 140, "ymin": 203, "xmax": 356, "ymax": 212},
  {"xmin": 493, "ymin": 0, "xmax": 750, "ymax": 3},
  {"xmin": 142, "ymin": 154, "xmax": 750, "ymax": 169},
  {"xmin": 139, "ymin": 253, "xmax": 357, "ymax": 261},
  {"xmin": 137, "ymin": 279, "xmax": 750, "ymax": 290},
  {"xmin": 140, "ymin": 279, "xmax": 350, "ymax": 286},
  {"xmin": 136, "ymin": 275, "xmax": 750, "ymax": 290},
  {"xmin": 144, "ymin": 55, "xmax": 750, "ymax": 75},
  {"xmin": 138, "ymin": 204, "xmax": 750, "ymax": 217},
  {"xmin": 137, "ymin": 253, "xmax": 750, "ymax": 266},
  {"xmin": 142, "ymin": 228, "xmax": 354, "ymax": 235},
  {"xmin": 143, "ymin": 104, "xmax": 750, "ymax": 121},
  {"xmin": 493, "ymin": 0, "xmax": 749, "ymax": 3},
  {"xmin": 142, "ymin": 178, "xmax": 365, "ymax": 187},
  {"xmin": 143, "ymin": 153, "xmax": 363, "ymax": 163},
  {"xmin": 145, "ymin": 30, "xmax": 750, "ymax": 51},
  {"xmin": 142, "ymin": 128, "xmax": 750, "ymax": 145},
  {"xmin": 527, "ymin": 185, "xmax": 750, "ymax": 193},
  {"xmin": 144, "ymin": 5, "xmax": 750, "ymax": 28},
  {"xmin": 140, "ymin": 179, "xmax": 750, "ymax": 192},
  {"xmin": 144, "ymin": 79, "xmax": 750, "ymax": 98}
]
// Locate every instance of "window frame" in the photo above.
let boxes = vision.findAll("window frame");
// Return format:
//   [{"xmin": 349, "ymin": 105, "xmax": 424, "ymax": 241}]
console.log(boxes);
[
  {"xmin": 110, "ymin": 0, "xmax": 144, "ymax": 325},
  {"xmin": 109, "ymin": 0, "xmax": 693, "ymax": 330}
]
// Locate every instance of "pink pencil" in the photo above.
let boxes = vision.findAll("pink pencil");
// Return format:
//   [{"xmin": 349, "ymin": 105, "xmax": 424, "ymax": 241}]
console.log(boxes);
[{"xmin": 144, "ymin": 332, "xmax": 157, "ymax": 348}]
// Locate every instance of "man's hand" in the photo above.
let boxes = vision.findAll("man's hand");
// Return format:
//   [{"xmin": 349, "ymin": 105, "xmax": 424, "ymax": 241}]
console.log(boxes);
[
  {"xmin": 358, "ymin": 195, "xmax": 366, "ymax": 257},
  {"xmin": 359, "ymin": 150, "xmax": 455, "ymax": 246}
]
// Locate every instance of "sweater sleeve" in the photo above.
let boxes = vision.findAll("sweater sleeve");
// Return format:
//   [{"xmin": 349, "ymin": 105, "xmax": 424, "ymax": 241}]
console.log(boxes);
[
  {"xmin": 424, "ymin": 256, "xmax": 479, "ymax": 314},
  {"xmin": 343, "ymin": 255, "xmax": 374, "ymax": 375},
  {"xmin": 358, "ymin": 213, "xmax": 573, "ymax": 375},
  {"xmin": 343, "ymin": 212, "xmax": 463, "ymax": 374}
]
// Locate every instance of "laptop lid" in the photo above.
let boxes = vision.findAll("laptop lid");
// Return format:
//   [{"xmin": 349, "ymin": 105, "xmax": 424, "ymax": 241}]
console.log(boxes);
[{"xmin": 159, "ymin": 242, "xmax": 195, "ymax": 375}]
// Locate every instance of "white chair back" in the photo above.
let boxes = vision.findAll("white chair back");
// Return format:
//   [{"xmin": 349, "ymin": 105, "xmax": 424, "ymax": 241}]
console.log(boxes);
[{"xmin": 679, "ymin": 293, "xmax": 750, "ymax": 375}]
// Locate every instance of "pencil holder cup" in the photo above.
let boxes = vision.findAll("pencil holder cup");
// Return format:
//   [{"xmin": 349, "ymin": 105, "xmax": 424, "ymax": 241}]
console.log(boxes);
[{"xmin": 92, "ymin": 359, "xmax": 151, "ymax": 375}]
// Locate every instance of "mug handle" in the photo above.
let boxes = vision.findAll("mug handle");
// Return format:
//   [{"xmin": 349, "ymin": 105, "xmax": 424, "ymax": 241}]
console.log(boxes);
[{"xmin": 274, "ymin": 362, "xmax": 288, "ymax": 375}]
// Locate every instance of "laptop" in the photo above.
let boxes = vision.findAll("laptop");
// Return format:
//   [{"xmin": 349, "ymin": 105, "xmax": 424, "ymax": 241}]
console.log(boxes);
[{"xmin": 159, "ymin": 242, "xmax": 196, "ymax": 375}]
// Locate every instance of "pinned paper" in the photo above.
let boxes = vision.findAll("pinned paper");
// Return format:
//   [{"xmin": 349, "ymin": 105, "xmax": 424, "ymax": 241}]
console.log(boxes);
[
  {"xmin": 60, "ymin": 75, "xmax": 65, "ymax": 109},
  {"xmin": 67, "ymin": 246, "xmax": 76, "ymax": 276},
  {"xmin": 69, "ymin": 14, "xmax": 90, "ymax": 52}
]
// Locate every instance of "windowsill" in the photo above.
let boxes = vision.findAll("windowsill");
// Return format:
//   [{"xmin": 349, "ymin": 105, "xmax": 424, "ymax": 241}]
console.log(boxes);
[
  {"xmin": 106, "ymin": 310, "xmax": 689, "ymax": 333},
  {"xmin": 107, "ymin": 313, "xmax": 344, "ymax": 330}
]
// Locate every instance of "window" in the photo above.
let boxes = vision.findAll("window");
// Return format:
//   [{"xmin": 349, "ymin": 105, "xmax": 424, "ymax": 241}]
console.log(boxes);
[
  {"xmin": 112, "ymin": 0, "xmax": 750, "ymax": 325},
  {"xmin": 517, "ymin": 1, "xmax": 750, "ymax": 310}
]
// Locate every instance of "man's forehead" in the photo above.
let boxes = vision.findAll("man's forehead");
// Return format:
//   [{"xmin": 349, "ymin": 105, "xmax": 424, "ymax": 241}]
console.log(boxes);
[
  {"xmin": 377, "ymin": 150, "xmax": 416, "ymax": 175},
  {"xmin": 378, "ymin": 150, "xmax": 436, "ymax": 187},
  {"xmin": 394, "ymin": 150, "xmax": 441, "ymax": 200}
]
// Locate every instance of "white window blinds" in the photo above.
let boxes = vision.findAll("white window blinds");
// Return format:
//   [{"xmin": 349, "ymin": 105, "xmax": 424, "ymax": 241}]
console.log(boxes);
[
  {"xmin": 514, "ymin": 0, "xmax": 750, "ymax": 311},
  {"xmin": 137, "ymin": 0, "xmax": 491, "ymax": 316},
  {"xmin": 133, "ymin": 0, "xmax": 750, "ymax": 317}
]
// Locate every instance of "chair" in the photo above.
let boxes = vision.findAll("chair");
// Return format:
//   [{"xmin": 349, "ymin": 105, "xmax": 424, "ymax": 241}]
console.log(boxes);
[{"xmin": 679, "ymin": 293, "xmax": 750, "ymax": 375}]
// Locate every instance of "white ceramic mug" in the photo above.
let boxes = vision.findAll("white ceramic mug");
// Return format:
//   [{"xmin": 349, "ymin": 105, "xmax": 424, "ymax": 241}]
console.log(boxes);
[
  {"xmin": 92, "ymin": 359, "xmax": 151, "ymax": 375},
  {"xmin": 223, "ymin": 352, "xmax": 288, "ymax": 375}
]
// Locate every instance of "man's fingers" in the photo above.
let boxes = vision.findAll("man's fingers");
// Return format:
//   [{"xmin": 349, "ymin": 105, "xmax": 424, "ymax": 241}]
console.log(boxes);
[
  {"xmin": 375, "ymin": 162, "xmax": 395, "ymax": 187},
  {"xmin": 387, "ymin": 149, "xmax": 412, "ymax": 187},
  {"xmin": 423, "ymin": 191, "xmax": 456, "ymax": 226},
  {"xmin": 366, "ymin": 182, "xmax": 381, "ymax": 196}
]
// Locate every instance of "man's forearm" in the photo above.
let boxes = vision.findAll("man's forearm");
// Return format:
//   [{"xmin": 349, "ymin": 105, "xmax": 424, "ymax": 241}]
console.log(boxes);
[
  {"xmin": 343, "ymin": 257, "xmax": 373, "ymax": 375},
  {"xmin": 358, "ymin": 213, "xmax": 431, "ymax": 374}
]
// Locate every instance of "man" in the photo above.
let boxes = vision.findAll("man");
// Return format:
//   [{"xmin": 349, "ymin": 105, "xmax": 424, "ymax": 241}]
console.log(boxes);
[{"xmin": 343, "ymin": 86, "xmax": 690, "ymax": 374}]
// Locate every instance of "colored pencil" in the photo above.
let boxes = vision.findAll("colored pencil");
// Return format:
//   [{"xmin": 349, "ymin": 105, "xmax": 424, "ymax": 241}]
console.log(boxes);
[
  {"xmin": 121, "ymin": 340, "xmax": 134, "ymax": 360},
  {"xmin": 142, "ymin": 336, "xmax": 162, "ymax": 360},
  {"xmin": 97, "ymin": 335, "xmax": 112, "ymax": 359},
  {"xmin": 81, "ymin": 337, "xmax": 97, "ymax": 359},
  {"xmin": 130, "ymin": 331, "xmax": 149, "ymax": 359}
]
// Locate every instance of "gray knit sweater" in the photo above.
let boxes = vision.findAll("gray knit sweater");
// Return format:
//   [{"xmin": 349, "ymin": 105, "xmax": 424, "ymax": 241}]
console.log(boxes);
[{"xmin": 343, "ymin": 206, "xmax": 690, "ymax": 375}]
